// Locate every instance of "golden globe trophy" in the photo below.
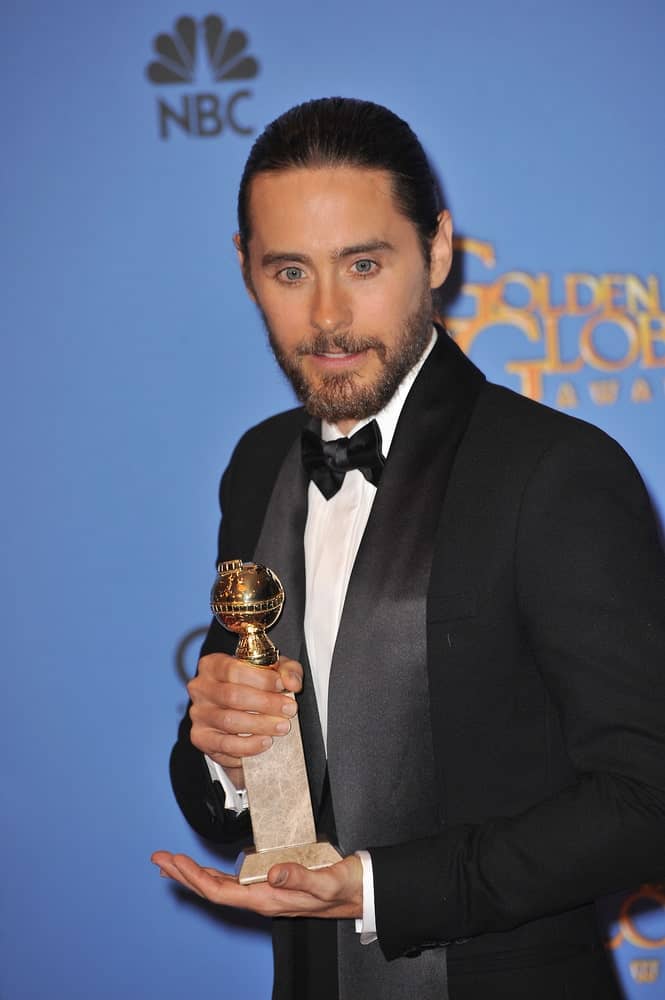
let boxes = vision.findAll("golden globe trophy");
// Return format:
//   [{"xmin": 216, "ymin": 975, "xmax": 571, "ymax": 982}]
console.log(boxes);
[{"xmin": 211, "ymin": 560, "xmax": 342, "ymax": 884}]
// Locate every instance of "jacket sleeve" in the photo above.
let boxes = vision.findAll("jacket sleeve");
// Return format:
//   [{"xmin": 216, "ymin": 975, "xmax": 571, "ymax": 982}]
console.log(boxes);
[
  {"xmin": 168, "ymin": 456, "xmax": 253, "ymax": 845},
  {"xmin": 168, "ymin": 410, "xmax": 307, "ymax": 845},
  {"xmin": 169, "ymin": 707, "xmax": 252, "ymax": 845},
  {"xmin": 370, "ymin": 430, "xmax": 665, "ymax": 959}
]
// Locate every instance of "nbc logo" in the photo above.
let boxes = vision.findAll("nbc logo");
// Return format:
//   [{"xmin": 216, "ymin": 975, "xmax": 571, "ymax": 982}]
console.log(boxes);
[{"xmin": 145, "ymin": 14, "xmax": 260, "ymax": 140}]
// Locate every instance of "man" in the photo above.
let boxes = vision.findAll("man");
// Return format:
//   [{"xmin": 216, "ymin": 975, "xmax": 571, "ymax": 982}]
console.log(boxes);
[{"xmin": 153, "ymin": 98, "xmax": 665, "ymax": 999}]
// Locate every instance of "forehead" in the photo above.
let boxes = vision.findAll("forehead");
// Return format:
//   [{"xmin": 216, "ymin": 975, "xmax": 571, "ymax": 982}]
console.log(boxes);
[{"xmin": 245, "ymin": 166, "xmax": 416, "ymax": 252}]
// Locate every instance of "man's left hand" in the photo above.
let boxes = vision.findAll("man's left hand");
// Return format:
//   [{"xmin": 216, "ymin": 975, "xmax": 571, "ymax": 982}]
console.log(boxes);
[{"xmin": 151, "ymin": 851, "xmax": 363, "ymax": 919}]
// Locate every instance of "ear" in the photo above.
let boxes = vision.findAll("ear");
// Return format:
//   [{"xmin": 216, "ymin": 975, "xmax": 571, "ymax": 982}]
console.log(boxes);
[
  {"xmin": 233, "ymin": 232, "xmax": 256, "ymax": 301},
  {"xmin": 428, "ymin": 211, "xmax": 453, "ymax": 290}
]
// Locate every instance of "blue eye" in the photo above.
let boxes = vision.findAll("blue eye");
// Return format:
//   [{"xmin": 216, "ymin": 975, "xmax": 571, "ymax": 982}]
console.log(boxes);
[
  {"xmin": 280, "ymin": 266, "xmax": 304, "ymax": 281},
  {"xmin": 353, "ymin": 259, "xmax": 375, "ymax": 274}
]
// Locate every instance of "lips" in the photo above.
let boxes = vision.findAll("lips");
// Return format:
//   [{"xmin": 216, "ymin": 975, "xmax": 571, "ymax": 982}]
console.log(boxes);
[{"xmin": 309, "ymin": 350, "xmax": 368, "ymax": 369}]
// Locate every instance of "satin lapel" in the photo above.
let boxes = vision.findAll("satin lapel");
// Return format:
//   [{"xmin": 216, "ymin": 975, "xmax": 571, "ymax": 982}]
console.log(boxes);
[
  {"xmin": 251, "ymin": 428, "xmax": 328, "ymax": 809},
  {"xmin": 252, "ymin": 435, "xmax": 307, "ymax": 662},
  {"xmin": 326, "ymin": 333, "xmax": 485, "ymax": 852}
]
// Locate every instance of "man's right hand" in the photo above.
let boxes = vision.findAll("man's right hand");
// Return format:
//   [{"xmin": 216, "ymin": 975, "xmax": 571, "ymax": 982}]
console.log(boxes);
[{"xmin": 187, "ymin": 653, "xmax": 303, "ymax": 788}]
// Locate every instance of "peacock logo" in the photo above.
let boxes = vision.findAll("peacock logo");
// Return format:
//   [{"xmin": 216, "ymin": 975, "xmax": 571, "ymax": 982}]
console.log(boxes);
[{"xmin": 145, "ymin": 14, "xmax": 260, "ymax": 140}]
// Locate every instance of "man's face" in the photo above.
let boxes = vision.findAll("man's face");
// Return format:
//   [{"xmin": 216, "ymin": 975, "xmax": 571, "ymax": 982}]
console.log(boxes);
[{"xmin": 237, "ymin": 166, "xmax": 452, "ymax": 433}]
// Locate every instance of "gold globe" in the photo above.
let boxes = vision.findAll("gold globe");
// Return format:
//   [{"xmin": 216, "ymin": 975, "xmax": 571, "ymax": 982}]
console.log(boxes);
[{"xmin": 210, "ymin": 560, "xmax": 285, "ymax": 665}]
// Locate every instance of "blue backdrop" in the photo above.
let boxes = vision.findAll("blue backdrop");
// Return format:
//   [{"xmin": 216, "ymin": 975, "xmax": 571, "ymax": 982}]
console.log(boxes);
[{"xmin": 3, "ymin": 1, "xmax": 664, "ymax": 996}]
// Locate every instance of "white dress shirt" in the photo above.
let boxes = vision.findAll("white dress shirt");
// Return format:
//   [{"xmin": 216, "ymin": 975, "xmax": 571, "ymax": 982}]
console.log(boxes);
[{"xmin": 207, "ymin": 330, "xmax": 437, "ymax": 938}]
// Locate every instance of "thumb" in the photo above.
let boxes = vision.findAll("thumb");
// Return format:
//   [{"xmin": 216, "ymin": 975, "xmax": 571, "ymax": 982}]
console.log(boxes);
[{"xmin": 268, "ymin": 863, "xmax": 311, "ymax": 890}]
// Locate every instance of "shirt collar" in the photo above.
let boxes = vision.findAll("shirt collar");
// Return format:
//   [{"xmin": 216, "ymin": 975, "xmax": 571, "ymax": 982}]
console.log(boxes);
[{"xmin": 321, "ymin": 327, "xmax": 438, "ymax": 455}]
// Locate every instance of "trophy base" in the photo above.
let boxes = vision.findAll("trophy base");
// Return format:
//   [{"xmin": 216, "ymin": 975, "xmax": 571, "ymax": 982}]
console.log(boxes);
[{"xmin": 236, "ymin": 839, "xmax": 343, "ymax": 885}]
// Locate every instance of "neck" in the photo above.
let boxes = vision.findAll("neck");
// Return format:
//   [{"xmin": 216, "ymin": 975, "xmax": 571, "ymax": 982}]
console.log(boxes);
[{"xmin": 336, "ymin": 418, "xmax": 359, "ymax": 436}]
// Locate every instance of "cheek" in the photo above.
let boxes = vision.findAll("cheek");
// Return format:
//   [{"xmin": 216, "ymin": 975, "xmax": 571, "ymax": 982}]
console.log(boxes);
[
  {"xmin": 256, "ymin": 285, "xmax": 307, "ymax": 333},
  {"xmin": 353, "ymin": 276, "xmax": 421, "ymax": 327}
]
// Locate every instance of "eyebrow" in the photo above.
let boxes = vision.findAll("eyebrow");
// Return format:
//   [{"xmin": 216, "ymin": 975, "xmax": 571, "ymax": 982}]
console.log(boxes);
[{"xmin": 261, "ymin": 240, "xmax": 396, "ymax": 268}]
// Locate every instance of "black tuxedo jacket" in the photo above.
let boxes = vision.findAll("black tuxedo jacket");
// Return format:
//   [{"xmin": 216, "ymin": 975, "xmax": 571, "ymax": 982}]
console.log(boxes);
[{"xmin": 170, "ymin": 333, "xmax": 665, "ymax": 997}]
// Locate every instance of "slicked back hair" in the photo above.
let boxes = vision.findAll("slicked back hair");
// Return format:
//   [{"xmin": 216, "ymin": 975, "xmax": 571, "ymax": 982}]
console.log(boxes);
[{"xmin": 237, "ymin": 97, "xmax": 441, "ymax": 263}]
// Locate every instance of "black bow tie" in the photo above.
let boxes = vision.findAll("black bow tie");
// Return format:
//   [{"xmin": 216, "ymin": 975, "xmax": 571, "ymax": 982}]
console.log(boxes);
[{"xmin": 301, "ymin": 419, "xmax": 386, "ymax": 500}]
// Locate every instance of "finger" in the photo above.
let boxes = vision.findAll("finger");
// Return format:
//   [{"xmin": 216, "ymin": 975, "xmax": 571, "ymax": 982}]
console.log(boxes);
[
  {"xmin": 268, "ymin": 862, "xmax": 338, "ymax": 898},
  {"xmin": 194, "ymin": 729, "xmax": 274, "ymax": 759},
  {"xmin": 190, "ymin": 704, "xmax": 295, "ymax": 739},
  {"xmin": 190, "ymin": 679, "xmax": 298, "ymax": 721},
  {"xmin": 201, "ymin": 866, "xmax": 229, "ymax": 878},
  {"xmin": 268, "ymin": 856, "xmax": 363, "ymax": 915},
  {"xmin": 198, "ymin": 654, "xmax": 287, "ymax": 693},
  {"xmin": 170, "ymin": 854, "xmax": 252, "ymax": 907},
  {"xmin": 152, "ymin": 852, "xmax": 206, "ymax": 897},
  {"xmin": 276, "ymin": 656, "xmax": 303, "ymax": 694},
  {"xmin": 206, "ymin": 752, "xmax": 246, "ymax": 774},
  {"xmin": 152, "ymin": 850, "xmax": 172, "ymax": 868}
]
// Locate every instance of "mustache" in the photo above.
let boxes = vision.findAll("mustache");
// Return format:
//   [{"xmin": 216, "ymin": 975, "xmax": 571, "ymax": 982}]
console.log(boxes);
[{"xmin": 296, "ymin": 332, "xmax": 386, "ymax": 358}]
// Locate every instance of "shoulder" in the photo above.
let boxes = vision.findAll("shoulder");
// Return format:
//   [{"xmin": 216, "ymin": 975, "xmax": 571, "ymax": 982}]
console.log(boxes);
[
  {"xmin": 215, "ymin": 406, "xmax": 308, "ymax": 561},
  {"xmin": 450, "ymin": 380, "xmax": 653, "ymax": 529},
  {"xmin": 472, "ymin": 380, "xmax": 636, "ymax": 469},
  {"xmin": 234, "ymin": 405, "xmax": 308, "ymax": 452},
  {"xmin": 220, "ymin": 405, "xmax": 308, "ymax": 512},
  {"xmin": 471, "ymin": 384, "xmax": 657, "ymax": 538},
  {"xmin": 229, "ymin": 406, "xmax": 309, "ymax": 475}
]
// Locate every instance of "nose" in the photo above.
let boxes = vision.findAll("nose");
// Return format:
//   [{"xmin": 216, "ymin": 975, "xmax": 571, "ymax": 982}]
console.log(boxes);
[{"xmin": 309, "ymin": 277, "xmax": 352, "ymax": 333}]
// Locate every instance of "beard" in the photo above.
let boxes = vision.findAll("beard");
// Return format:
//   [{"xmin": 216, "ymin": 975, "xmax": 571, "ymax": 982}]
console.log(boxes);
[{"xmin": 261, "ymin": 286, "xmax": 434, "ymax": 425}]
